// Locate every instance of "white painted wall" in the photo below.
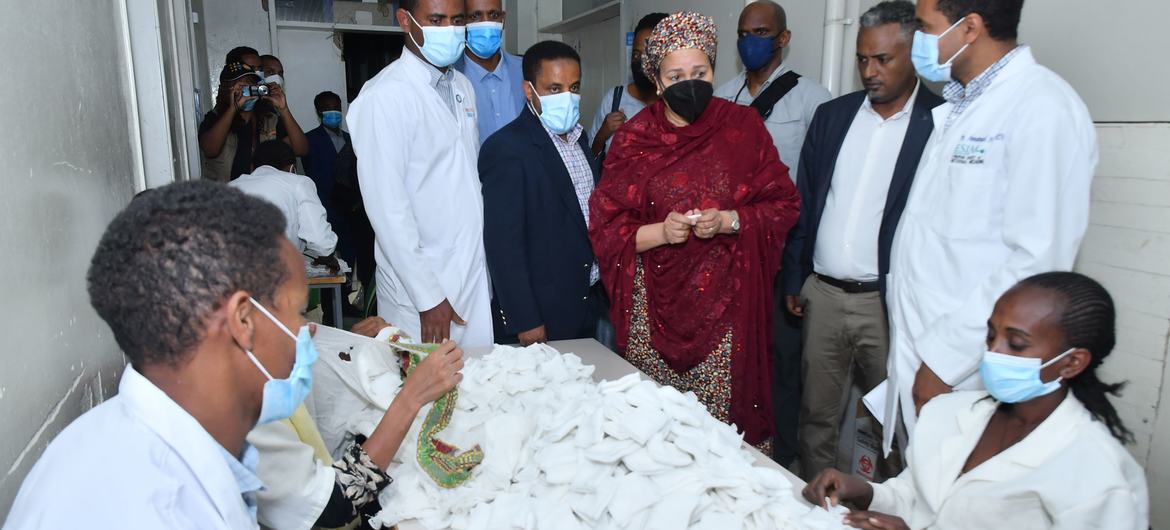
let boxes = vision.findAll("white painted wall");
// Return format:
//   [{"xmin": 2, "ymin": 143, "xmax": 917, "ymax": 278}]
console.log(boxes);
[
  {"xmin": 201, "ymin": 0, "xmax": 272, "ymax": 95},
  {"xmin": 563, "ymin": 16, "xmax": 623, "ymax": 132},
  {"xmin": 0, "ymin": 0, "xmax": 140, "ymax": 516},
  {"xmin": 1080, "ymin": 124, "xmax": 1170, "ymax": 527},
  {"xmin": 274, "ymin": 27, "xmax": 349, "ymax": 133}
]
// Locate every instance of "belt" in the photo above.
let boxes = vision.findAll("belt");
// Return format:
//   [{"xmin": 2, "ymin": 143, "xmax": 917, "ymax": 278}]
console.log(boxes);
[{"xmin": 816, "ymin": 273, "xmax": 880, "ymax": 294}]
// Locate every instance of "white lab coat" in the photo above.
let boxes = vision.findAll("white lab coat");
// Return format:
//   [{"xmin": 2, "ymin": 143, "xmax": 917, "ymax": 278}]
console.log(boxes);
[
  {"xmin": 4, "ymin": 366, "xmax": 257, "ymax": 529},
  {"xmin": 230, "ymin": 165, "xmax": 338, "ymax": 257},
  {"xmin": 871, "ymin": 391, "xmax": 1148, "ymax": 529},
  {"xmin": 884, "ymin": 47, "xmax": 1097, "ymax": 452},
  {"xmin": 248, "ymin": 414, "xmax": 336, "ymax": 530},
  {"xmin": 246, "ymin": 325, "xmax": 402, "ymax": 530},
  {"xmin": 348, "ymin": 50, "xmax": 492, "ymax": 348}
]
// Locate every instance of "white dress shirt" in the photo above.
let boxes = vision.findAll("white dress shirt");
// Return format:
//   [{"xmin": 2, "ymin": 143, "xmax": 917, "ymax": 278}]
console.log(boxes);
[
  {"xmin": 347, "ymin": 50, "xmax": 493, "ymax": 348},
  {"xmin": 715, "ymin": 64, "xmax": 832, "ymax": 183},
  {"xmin": 871, "ymin": 391, "xmax": 1148, "ymax": 529},
  {"xmin": 883, "ymin": 47, "xmax": 1097, "ymax": 453},
  {"xmin": 5, "ymin": 366, "xmax": 260, "ymax": 529},
  {"xmin": 813, "ymin": 83, "xmax": 920, "ymax": 282},
  {"xmin": 230, "ymin": 165, "xmax": 338, "ymax": 257}
]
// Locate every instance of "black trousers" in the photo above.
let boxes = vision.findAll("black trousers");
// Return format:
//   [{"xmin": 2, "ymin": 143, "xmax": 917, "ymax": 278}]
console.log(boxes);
[
  {"xmin": 491, "ymin": 282, "xmax": 610, "ymax": 345},
  {"xmin": 772, "ymin": 279, "xmax": 804, "ymax": 466}
]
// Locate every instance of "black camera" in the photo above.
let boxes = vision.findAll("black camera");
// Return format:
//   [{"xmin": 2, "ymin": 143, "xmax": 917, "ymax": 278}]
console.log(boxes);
[{"xmin": 242, "ymin": 84, "xmax": 270, "ymax": 97}]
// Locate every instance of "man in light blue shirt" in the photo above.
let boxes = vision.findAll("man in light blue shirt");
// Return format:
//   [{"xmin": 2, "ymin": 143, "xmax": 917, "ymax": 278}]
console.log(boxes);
[{"xmin": 455, "ymin": 0, "xmax": 525, "ymax": 144}]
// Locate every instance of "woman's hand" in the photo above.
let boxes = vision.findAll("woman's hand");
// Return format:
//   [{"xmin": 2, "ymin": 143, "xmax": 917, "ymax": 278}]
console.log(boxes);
[
  {"xmin": 843, "ymin": 511, "xmax": 910, "ymax": 530},
  {"xmin": 663, "ymin": 211, "xmax": 696, "ymax": 245},
  {"xmin": 692, "ymin": 208, "xmax": 723, "ymax": 239},
  {"xmin": 400, "ymin": 340, "xmax": 464, "ymax": 409},
  {"xmin": 802, "ymin": 468, "xmax": 874, "ymax": 509}
]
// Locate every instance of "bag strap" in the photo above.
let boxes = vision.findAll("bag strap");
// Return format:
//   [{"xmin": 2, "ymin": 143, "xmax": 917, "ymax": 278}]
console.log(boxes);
[
  {"xmin": 610, "ymin": 86, "xmax": 624, "ymax": 113},
  {"xmin": 749, "ymin": 71, "xmax": 802, "ymax": 120}
]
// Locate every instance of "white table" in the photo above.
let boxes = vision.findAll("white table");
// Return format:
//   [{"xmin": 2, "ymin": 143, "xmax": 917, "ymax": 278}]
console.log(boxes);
[{"xmin": 398, "ymin": 339, "xmax": 809, "ymax": 529}]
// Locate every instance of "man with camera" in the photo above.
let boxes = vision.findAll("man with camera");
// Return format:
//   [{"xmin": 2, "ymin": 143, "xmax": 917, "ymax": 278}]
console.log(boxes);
[{"xmin": 199, "ymin": 61, "xmax": 309, "ymax": 182}]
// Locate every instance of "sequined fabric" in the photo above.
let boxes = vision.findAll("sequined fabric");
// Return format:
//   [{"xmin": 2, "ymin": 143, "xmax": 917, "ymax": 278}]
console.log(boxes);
[
  {"xmin": 625, "ymin": 259, "xmax": 774, "ymax": 453},
  {"xmin": 588, "ymin": 97, "xmax": 800, "ymax": 445},
  {"xmin": 642, "ymin": 11, "xmax": 718, "ymax": 80}
]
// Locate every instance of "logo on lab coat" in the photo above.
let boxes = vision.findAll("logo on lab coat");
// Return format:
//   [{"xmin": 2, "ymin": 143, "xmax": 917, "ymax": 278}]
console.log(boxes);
[{"xmin": 952, "ymin": 133, "xmax": 1005, "ymax": 165}]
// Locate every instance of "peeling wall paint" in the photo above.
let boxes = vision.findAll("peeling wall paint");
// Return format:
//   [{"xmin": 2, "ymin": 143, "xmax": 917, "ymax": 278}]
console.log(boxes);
[{"xmin": 0, "ymin": 0, "xmax": 135, "ymax": 516}]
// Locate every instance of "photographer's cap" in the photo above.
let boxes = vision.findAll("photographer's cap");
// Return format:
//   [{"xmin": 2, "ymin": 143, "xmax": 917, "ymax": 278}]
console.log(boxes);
[{"xmin": 220, "ymin": 61, "xmax": 261, "ymax": 83}]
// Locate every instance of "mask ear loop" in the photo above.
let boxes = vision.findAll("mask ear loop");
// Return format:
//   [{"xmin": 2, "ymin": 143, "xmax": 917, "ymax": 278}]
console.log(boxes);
[
  {"xmin": 525, "ymin": 81, "xmax": 541, "ymax": 117},
  {"xmin": 1040, "ymin": 347, "xmax": 1076, "ymax": 369},
  {"xmin": 937, "ymin": 16, "xmax": 971, "ymax": 67},
  {"xmin": 1038, "ymin": 347, "xmax": 1077, "ymax": 385},
  {"xmin": 249, "ymin": 297, "xmax": 297, "ymax": 339},
  {"xmin": 405, "ymin": 11, "xmax": 425, "ymax": 51}
]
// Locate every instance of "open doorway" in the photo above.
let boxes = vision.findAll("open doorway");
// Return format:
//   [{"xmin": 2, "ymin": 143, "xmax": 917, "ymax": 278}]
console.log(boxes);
[{"xmin": 341, "ymin": 31, "xmax": 406, "ymax": 102}]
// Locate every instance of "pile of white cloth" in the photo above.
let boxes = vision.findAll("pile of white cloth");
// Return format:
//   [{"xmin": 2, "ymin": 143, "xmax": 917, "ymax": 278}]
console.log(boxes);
[{"xmin": 327, "ymin": 343, "xmax": 849, "ymax": 530}]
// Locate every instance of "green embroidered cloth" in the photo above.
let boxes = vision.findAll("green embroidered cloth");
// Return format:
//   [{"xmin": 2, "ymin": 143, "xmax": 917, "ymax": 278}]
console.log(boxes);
[{"xmin": 387, "ymin": 339, "xmax": 484, "ymax": 489}]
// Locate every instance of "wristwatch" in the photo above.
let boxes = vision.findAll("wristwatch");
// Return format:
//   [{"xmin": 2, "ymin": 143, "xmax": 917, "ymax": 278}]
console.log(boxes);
[{"xmin": 729, "ymin": 211, "xmax": 741, "ymax": 233}]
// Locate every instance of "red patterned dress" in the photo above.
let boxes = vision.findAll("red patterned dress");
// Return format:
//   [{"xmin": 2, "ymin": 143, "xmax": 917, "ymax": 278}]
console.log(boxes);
[{"xmin": 588, "ymin": 97, "xmax": 800, "ymax": 448}]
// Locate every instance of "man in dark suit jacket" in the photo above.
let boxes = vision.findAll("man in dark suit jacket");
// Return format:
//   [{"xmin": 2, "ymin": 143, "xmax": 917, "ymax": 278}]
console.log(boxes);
[
  {"xmin": 480, "ymin": 41, "xmax": 605, "ymax": 346},
  {"xmin": 303, "ymin": 91, "xmax": 350, "ymax": 221},
  {"xmin": 779, "ymin": 1, "xmax": 945, "ymax": 480},
  {"xmin": 303, "ymin": 91, "xmax": 357, "ymax": 320}
]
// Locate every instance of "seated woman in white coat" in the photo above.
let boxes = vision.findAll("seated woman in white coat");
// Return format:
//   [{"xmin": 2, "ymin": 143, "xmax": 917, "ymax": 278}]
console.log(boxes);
[
  {"xmin": 803, "ymin": 272, "xmax": 1148, "ymax": 529},
  {"xmin": 248, "ymin": 316, "xmax": 465, "ymax": 530}
]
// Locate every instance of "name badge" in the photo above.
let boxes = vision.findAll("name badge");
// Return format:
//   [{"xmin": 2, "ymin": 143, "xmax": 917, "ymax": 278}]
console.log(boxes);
[{"xmin": 951, "ymin": 133, "xmax": 1005, "ymax": 166}]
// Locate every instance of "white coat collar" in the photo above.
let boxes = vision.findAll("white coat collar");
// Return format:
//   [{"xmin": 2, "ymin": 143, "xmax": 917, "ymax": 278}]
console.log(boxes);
[
  {"xmin": 933, "ymin": 392, "xmax": 1091, "ymax": 503},
  {"xmin": 118, "ymin": 365, "xmax": 256, "ymax": 526},
  {"xmin": 930, "ymin": 47, "xmax": 1037, "ymax": 133}
]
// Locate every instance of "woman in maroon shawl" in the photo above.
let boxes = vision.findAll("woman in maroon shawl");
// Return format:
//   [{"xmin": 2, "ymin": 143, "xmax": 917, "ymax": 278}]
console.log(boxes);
[{"xmin": 588, "ymin": 12, "xmax": 799, "ymax": 450}]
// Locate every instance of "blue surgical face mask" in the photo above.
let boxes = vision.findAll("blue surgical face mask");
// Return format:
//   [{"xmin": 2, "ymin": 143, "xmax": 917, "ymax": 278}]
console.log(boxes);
[
  {"xmin": 980, "ymin": 348, "xmax": 1074, "ymax": 404},
  {"xmin": 466, "ymin": 21, "xmax": 503, "ymax": 59},
  {"xmin": 321, "ymin": 110, "xmax": 343, "ymax": 128},
  {"xmin": 911, "ymin": 17, "xmax": 970, "ymax": 83},
  {"xmin": 737, "ymin": 34, "xmax": 778, "ymax": 72},
  {"xmin": 407, "ymin": 12, "xmax": 466, "ymax": 68},
  {"xmin": 241, "ymin": 97, "xmax": 258, "ymax": 112},
  {"xmin": 527, "ymin": 82, "xmax": 580, "ymax": 135},
  {"xmin": 246, "ymin": 298, "xmax": 318, "ymax": 425}
]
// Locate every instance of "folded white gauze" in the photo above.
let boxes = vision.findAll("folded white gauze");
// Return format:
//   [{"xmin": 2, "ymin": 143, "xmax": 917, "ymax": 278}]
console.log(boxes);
[
  {"xmin": 606, "ymin": 472, "xmax": 661, "ymax": 523},
  {"xmin": 534, "ymin": 440, "xmax": 577, "ymax": 485},
  {"xmin": 691, "ymin": 511, "xmax": 745, "ymax": 530},
  {"xmin": 583, "ymin": 438, "xmax": 640, "ymax": 464},
  {"xmin": 481, "ymin": 413, "xmax": 531, "ymax": 482},
  {"xmin": 621, "ymin": 447, "xmax": 672, "ymax": 475},
  {"xmin": 597, "ymin": 373, "xmax": 640, "ymax": 394},
  {"xmin": 364, "ymin": 344, "xmax": 834, "ymax": 530},
  {"xmin": 647, "ymin": 431, "xmax": 693, "ymax": 467},
  {"xmin": 612, "ymin": 404, "xmax": 669, "ymax": 446},
  {"xmin": 574, "ymin": 405, "xmax": 605, "ymax": 448}
]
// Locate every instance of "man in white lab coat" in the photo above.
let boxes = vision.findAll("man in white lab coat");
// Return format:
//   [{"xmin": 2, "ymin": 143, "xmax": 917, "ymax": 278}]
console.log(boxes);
[
  {"xmin": 230, "ymin": 140, "xmax": 338, "ymax": 259},
  {"xmin": 348, "ymin": 0, "xmax": 492, "ymax": 347},
  {"xmin": 5, "ymin": 182, "xmax": 312, "ymax": 529},
  {"xmin": 882, "ymin": 0, "xmax": 1097, "ymax": 454}
]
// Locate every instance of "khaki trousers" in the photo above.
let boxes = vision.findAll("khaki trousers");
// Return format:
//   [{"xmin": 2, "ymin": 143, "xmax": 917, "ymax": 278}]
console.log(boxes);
[{"xmin": 797, "ymin": 275, "xmax": 892, "ymax": 479}]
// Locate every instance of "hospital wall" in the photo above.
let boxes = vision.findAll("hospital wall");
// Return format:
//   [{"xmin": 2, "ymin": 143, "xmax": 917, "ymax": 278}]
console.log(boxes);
[{"xmin": 0, "ymin": 0, "xmax": 139, "ymax": 515}]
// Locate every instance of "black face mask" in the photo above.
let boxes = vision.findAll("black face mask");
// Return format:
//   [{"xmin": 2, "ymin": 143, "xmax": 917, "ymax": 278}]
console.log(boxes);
[
  {"xmin": 631, "ymin": 61, "xmax": 655, "ymax": 93},
  {"xmin": 661, "ymin": 79, "xmax": 714, "ymax": 124}
]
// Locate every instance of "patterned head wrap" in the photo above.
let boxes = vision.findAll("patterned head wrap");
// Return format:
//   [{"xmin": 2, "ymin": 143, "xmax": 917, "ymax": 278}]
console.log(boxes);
[{"xmin": 642, "ymin": 11, "xmax": 718, "ymax": 81}]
